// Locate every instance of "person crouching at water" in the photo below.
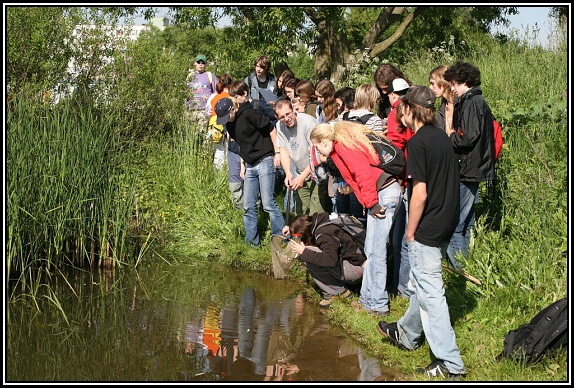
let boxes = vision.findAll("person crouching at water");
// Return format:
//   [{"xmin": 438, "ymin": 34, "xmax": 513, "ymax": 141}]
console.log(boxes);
[{"xmin": 283, "ymin": 212, "xmax": 365, "ymax": 308}]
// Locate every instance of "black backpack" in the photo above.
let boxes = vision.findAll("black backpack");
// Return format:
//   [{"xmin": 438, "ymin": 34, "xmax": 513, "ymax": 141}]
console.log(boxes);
[
  {"xmin": 343, "ymin": 112, "xmax": 375, "ymax": 125},
  {"xmin": 344, "ymin": 113, "xmax": 406, "ymax": 180},
  {"xmin": 252, "ymin": 99, "xmax": 278, "ymax": 128},
  {"xmin": 313, "ymin": 213, "xmax": 366, "ymax": 258},
  {"xmin": 497, "ymin": 298, "xmax": 568, "ymax": 365}
]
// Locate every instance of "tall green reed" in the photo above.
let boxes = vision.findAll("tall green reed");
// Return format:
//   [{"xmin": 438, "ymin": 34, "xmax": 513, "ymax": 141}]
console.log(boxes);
[{"xmin": 7, "ymin": 93, "xmax": 136, "ymax": 291}]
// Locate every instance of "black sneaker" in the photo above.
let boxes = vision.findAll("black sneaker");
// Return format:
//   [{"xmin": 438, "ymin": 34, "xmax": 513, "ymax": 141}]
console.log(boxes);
[
  {"xmin": 416, "ymin": 360, "xmax": 466, "ymax": 381},
  {"xmin": 376, "ymin": 321, "xmax": 412, "ymax": 351}
]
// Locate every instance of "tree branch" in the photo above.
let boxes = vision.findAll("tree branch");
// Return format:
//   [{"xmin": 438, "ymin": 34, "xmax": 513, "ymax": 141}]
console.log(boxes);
[{"xmin": 369, "ymin": 7, "xmax": 427, "ymax": 58}]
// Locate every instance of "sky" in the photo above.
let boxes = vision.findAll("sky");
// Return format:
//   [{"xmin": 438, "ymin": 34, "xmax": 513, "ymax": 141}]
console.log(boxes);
[
  {"xmin": 493, "ymin": 6, "xmax": 555, "ymax": 47},
  {"xmin": 135, "ymin": 6, "xmax": 556, "ymax": 47}
]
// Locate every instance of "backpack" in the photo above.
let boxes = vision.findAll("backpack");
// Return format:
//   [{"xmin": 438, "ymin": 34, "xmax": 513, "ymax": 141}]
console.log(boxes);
[
  {"xmin": 252, "ymin": 99, "xmax": 278, "ymax": 128},
  {"xmin": 344, "ymin": 113, "xmax": 406, "ymax": 179},
  {"xmin": 366, "ymin": 132, "xmax": 406, "ymax": 180},
  {"xmin": 344, "ymin": 112, "xmax": 375, "ymax": 125},
  {"xmin": 497, "ymin": 298, "xmax": 568, "ymax": 365},
  {"xmin": 313, "ymin": 213, "xmax": 366, "ymax": 258},
  {"xmin": 206, "ymin": 115, "xmax": 225, "ymax": 144},
  {"xmin": 493, "ymin": 118, "xmax": 503, "ymax": 160}
]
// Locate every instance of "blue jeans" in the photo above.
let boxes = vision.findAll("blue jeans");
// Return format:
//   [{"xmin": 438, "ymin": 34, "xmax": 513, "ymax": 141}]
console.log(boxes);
[
  {"xmin": 359, "ymin": 182, "xmax": 401, "ymax": 313},
  {"xmin": 447, "ymin": 181, "xmax": 479, "ymax": 269},
  {"xmin": 228, "ymin": 150, "xmax": 243, "ymax": 209},
  {"xmin": 397, "ymin": 240, "xmax": 466, "ymax": 375},
  {"xmin": 334, "ymin": 187, "xmax": 365, "ymax": 224},
  {"xmin": 392, "ymin": 187, "xmax": 412, "ymax": 298},
  {"xmin": 243, "ymin": 155, "xmax": 285, "ymax": 245}
]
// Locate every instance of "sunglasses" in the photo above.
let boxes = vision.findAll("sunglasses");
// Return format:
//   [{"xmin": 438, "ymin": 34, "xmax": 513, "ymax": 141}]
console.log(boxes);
[{"xmin": 196, "ymin": 60, "xmax": 206, "ymax": 65}]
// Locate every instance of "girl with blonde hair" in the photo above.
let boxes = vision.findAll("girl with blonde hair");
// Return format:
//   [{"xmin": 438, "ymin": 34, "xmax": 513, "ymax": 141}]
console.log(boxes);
[
  {"xmin": 310, "ymin": 120, "xmax": 401, "ymax": 317},
  {"xmin": 429, "ymin": 65, "xmax": 455, "ymax": 133},
  {"xmin": 347, "ymin": 84, "xmax": 385, "ymax": 132}
]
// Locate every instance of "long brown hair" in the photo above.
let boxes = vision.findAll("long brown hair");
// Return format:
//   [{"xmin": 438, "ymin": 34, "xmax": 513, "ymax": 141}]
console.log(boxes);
[
  {"xmin": 429, "ymin": 65, "xmax": 454, "ymax": 104},
  {"xmin": 296, "ymin": 80, "xmax": 317, "ymax": 105},
  {"xmin": 315, "ymin": 79, "xmax": 338, "ymax": 121}
]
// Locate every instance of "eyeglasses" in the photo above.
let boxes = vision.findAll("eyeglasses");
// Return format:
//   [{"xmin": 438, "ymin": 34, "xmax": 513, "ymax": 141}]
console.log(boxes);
[
  {"xmin": 196, "ymin": 60, "xmax": 206, "ymax": 65},
  {"xmin": 277, "ymin": 111, "xmax": 294, "ymax": 121}
]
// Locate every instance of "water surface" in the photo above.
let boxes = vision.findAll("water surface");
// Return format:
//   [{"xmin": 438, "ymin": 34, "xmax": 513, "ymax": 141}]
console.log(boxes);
[{"xmin": 7, "ymin": 259, "xmax": 406, "ymax": 382}]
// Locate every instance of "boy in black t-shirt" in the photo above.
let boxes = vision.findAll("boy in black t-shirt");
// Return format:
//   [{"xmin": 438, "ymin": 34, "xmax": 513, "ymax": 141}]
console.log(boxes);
[{"xmin": 376, "ymin": 86, "xmax": 467, "ymax": 380}]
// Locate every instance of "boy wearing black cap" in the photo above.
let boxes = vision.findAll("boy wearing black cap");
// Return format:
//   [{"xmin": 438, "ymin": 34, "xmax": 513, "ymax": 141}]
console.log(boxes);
[{"xmin": 377, "ymin": 86, "xmax": 466, "ymax": 380}]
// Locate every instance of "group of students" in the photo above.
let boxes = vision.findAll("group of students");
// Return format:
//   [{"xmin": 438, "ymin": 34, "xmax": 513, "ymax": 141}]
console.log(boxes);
[{"xmin": 187, "ymin": 54, "xmax": 498, "ymax": 379}]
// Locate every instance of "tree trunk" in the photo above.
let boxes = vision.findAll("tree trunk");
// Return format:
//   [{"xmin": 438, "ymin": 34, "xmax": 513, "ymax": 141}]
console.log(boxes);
[{"xmin": 311, "ymin": 13, "xmax": 350, "ymax": 82}]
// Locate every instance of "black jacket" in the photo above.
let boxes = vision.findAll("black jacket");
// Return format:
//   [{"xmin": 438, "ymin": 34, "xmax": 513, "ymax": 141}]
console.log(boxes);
[
  {"xmin": 299, "ymin": 212, "xmax": 366, "ymax": 268},
  {"xmin": 450, "ymin": 87, "xmax": 495, "ymax": 182},
  {"xmin": 226, "ymin": 101, "xmax": 274, "ymax": 165}
]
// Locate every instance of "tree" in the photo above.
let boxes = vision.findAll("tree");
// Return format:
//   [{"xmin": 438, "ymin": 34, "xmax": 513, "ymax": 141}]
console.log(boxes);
[
  {"xmin": 167, "ymin": 6, "xmax": 517, "ymax": 82},
  {"xmin": 549, "ymin": 6, "xmax": 568, "ymax": 23},
  {"xmin": 6, "ymin": 7, "xmax": 79, "ymax": 94}
]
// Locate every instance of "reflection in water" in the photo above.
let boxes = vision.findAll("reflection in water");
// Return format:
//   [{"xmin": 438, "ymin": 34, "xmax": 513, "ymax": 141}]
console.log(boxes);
[
  {"xmin": 7, "ymin": 261, "xmax": 405, "ymax": 382},
  {"xmin": 187, "ymin": 290, "xmax": 386, "ymax": 382}
]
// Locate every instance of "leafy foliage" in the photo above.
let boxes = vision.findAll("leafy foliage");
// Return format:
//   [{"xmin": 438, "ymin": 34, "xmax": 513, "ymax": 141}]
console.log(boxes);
[
  {"xmin": 167, "ymin": 6, "xmax": 519, "ymax": 81},
  {"xmin": 108, "ymin": 29, "xmax": 187, "ymax": 141},
  {"xmin": 6, "ymin": 7, "xmax": 78, "ymax": 93}
]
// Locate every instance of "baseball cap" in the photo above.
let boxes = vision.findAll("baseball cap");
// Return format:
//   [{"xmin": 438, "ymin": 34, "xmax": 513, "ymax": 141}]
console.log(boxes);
[
  {"xmin": 387, "ymin": 78, "xmax": 409, "ymax": 94},
  {"xmin": 195, "ymin": 54, "xmax": 207, "ymax": 63},
  {"xmin": 404, "ymin": 86, "xmax": 436, "ymax": 108},
  {"xmin": 215, "ymin": 98, "xmax": 234, "ymax": 125}
]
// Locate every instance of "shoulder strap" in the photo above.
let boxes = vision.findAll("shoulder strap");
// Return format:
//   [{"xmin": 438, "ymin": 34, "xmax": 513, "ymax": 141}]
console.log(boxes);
[
  {"xmin": 207, "ymin": 72, "xmax": 215, "ymax": 90},
  {"xmin": 359, "ymin": 113, "xmax": 375, "ymax": 124}
]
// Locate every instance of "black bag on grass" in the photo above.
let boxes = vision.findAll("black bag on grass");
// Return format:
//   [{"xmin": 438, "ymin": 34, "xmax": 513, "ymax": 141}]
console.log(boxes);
[{"xmin": 497, "ymin": 298, "xmax": 568, "ymax": 365}]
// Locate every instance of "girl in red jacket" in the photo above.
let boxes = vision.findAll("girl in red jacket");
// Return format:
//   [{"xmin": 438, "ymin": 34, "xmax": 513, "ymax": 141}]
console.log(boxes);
[{"xmin": 310, "ymin": 121, "xmax": 401, "ymax": 317}]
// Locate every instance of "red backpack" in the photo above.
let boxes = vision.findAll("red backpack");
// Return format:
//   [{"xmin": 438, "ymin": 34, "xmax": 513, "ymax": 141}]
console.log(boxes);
[{"xmin": 493, "ymin": 119, "xmax": 503, "ymax": 160}]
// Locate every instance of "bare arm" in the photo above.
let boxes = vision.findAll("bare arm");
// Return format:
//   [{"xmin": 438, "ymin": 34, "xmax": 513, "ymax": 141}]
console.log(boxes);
[{"xmin": 405, "ymin": 179, "xmax": 426, "ymax": 242}]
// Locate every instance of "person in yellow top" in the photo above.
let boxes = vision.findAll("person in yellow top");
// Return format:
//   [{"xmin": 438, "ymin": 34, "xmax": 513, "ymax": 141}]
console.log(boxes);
[{"xmin": 206, "ymin": 74, "xmax": 233, "ymax": 170}]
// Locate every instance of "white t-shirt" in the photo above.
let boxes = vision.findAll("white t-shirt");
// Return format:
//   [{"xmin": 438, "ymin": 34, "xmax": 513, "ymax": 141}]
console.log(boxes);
[{"xmin": 276, "ymin": 112, "xmax": 318, "ymax": 174}]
